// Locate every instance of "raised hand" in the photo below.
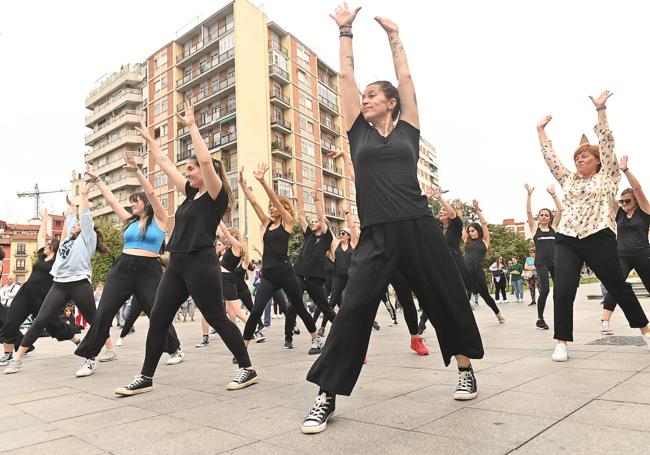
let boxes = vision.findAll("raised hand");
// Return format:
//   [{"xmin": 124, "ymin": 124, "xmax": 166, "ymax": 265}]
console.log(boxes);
[
  {"xmin": 619, "ymin": 155, "xmax": 628, "ymax": 170},
  {"xmin": 432, "ymin": 186, "xmax": 442, "ymax": 201},
  {"xmin": 310, "ymin": 183, "xmax": 319, "ymax": 200},
  {"xmin": 326, "ymin": 149, "xmax": 345, "ymax": 159},
  {"xmin": 253, "ymin": 163, "xmax": 268, "ymax": 182},
  {"xmin": 341, "ymin": 202, "xmax": 351, "ymax": 214},
  {"xmin": 453, "ymin": 198, "xmax": 463, "ymax": 210},
  {"xmin": 84, "ymin": 164, "xmax": 98, "ymax": 181},
  {"xmin": 122, "ymin": 151, "xmax": 138, "ymax": 172},
  {"xmin": 135, "ymin": 117, "xmax": 153, "ymax": 142},
  {"xmin": 424, "ymin": 187, "xmax": 434, "ymax": 199},
  {"xmin": 175, "ymin": 101, "xmax": 196, "ymax": 127},
  {"xmin": 536, "ymin": 115, "xmax": 552, "ymax": 130},
  {"xmin": 65, "ymin": 194, "xmax": 73, "ymax": 207},
  {"xmin": 472, "ymin": 199, "xmax": 480, "ymax": 211},
  {"xmin": 238, "ymin": 166, "xmax": 246, "ymax": 185},
  {"xmin": 546, "ymin": 184, "xmax": 556, "ymax": 197},
  {"xmin": 329, "ymin": 2, "xmax": 361, "ymax": 27},
  {"xmin": 589, "ymin": 90, "xmax": 613, "ymax": 109},
  {"xmin": 374, "ymin": 16, "xmax": 399, "ymax": 35},
  {"xmin": 80, "ymin": 182, "xmax": 91, "ymax": 196},
  {"xmin": 525, "ymin": 184, "xmax": 535, "ymax": 195}
]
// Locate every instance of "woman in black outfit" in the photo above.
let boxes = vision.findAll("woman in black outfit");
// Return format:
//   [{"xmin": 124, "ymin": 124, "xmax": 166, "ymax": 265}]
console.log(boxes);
[
  {"xmin": 115, "ymin": 102, "xmax": 257, "ymax": 396},
  {"xmin": 238, "ymin": 164, "xmax": 320, "ymax": 353},
  {"xmin": 489, "ymin": 257, "xmax": 508, "ymax": 303},
  {"xmin": 525, "ymin": 183, "xmax": 563, "ymax": 330},
  {"xmin": 301, "ymin": 5, "xmax": 484, "ymax": 434},
  {"xmin": 600, "ymin": 156, "xmax": 650, "ymax": 335},
  {"xmin": 462, "ymin": 201, "xmax": 505, "ymax": 323}
]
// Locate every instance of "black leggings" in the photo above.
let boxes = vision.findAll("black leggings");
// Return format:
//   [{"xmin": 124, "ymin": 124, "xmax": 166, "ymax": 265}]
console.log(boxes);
[
  {"xmin": 243, "ymin": 263, "xmax": 316, "ymax": 341},
  {"xmin": 294, "ymin": 275, "xmax": 336, "ymax": 327},
  {"xmin": 466, "ymin": 263, "xmax": 500, "ymax": 315},
  {"xmin": 603, "ymin": 254, "xmax": 650, "ymax": 312},
  {"xmin": 0, "ymin": 284, "xmax": 72, "ymax": 349},
  {"xmin": 493, "ymin": 277, "xmax": 507, "ymax": 301},
  {"xmin": 318, "ymin": 274, "xmax": 348, "ymax": 330},
  {"xmin": 141, "ymin": 249, "xmax": 250, "ymax": 377},
  {"xmin": 536, "ymin": 264, "xmax": 554, "ymax": 320},
  {"xmin": 308, "ymin": 217, "xmax": 484, "ymax": 396},
  {"xmin": 235, "ymin": 278, "xmax": 264, "ymax": 331},
  {"xmin": 554, "ymin": 230, "xmax": 649, "ymax": 341},
  {"xmin": 390, "ymin": 272, "xmax": 419, "ymax": 335},
  {"xmin": 120, "ymin": 296, "xmax": 141, "ymax": 338},
  {"xmin": 21, "ymin": 280, "xmax": 96, "ymax": 349}
]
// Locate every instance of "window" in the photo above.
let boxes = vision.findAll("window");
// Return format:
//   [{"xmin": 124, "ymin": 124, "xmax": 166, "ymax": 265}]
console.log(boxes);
[
  {"xmin": 302, "ymin": 162, "xmax": 317, "ymax": 184},
  {"xmin": 302, "ymin": 187, "xmax": 315, "ymax": 214},
  {"xmin": 271, "ymin": 107, "xmax": 283, "ymax": 123},
  {"xmin": 16, "ymin": 259, "xmax": 25, "ymax": 271},
  {"xmin": 296, "ymin": 44, "xmax": 311, "ymax": 67},
  {"xmin": 272, "ymin": 51, "xmax": 288, "ymax": 70},
  {"xmin": 160, "ymin": 195, "xmax": 168, "ymax": 209},
  {"xmin": 161, "ymin": 124, "xmax": 168, "ymax": 137},
  {"xmin": 154, "ymin": 127, "xmax": 160, "ymax": 139},
  {"xmin": 153, "ymin": 99, "xmax": 167, "ymax": 116},
  {"xmin": 301, "ymin": 138, "xmax": 315, "ymax": 163},
  {"xmin": 318, "ymin": 83, "xmax": 338, "ymax": 109},
  {"xmin": 219, "ymin": 33, "xmax": 235, "ymax": 53},
  {"xmin": 299, "ymin": 93, "xmax": 312, "ymax": 114},
  {"xmin": 297, "ymin": 70, "xmax": 312, "ymax": 90},
  {"xmin": 16, "ymin": 244, "xmax": 26, "ymax": 255},
  {"xmin": 153, "ymin": 52, "xmax": 168, "ymax": 69},
  {"xmin": 154, "ymin": 76, "xmax": 167, "ymax": 92},
  {"xmin": 300, "ymin": 115, "xmax": 314, "ymax": 138}
]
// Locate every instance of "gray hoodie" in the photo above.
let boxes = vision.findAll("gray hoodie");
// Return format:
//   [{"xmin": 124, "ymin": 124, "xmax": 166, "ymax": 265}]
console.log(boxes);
[{"xmin": 50, "ymin": 209, "xmax": 97, "ymax": 280}]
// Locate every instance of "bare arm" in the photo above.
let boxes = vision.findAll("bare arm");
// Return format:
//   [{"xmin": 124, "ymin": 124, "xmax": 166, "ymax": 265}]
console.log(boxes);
[
  {"xmin": 547, "ymin": 184, "xmax": 563, "ymax": 230},
  {"xmin": 330, "ymin": 4, "xmax": 362, "ymax": 131},
  {"xmin": 473, "ymin": 199, "xmax": 490, "ymax": 247},
  {"xmin": 136, "ymin": 118, "xmax": 187, "ymax": 194},
  {"xmin": 376, "ymin": 17, "xmax": 419, "ymax": 128},
  {"xmin": 524, "ymin": 184, "xmax": 537, "ymax": 233},
  {"xmin": 619, "ymin": 156, "xmax": 650, "ymax": 213},
  {"xmin": 122, "ymin": 151, "xmax": 167, "ymax": 229},
  {"xmin": 427, "ymin": 187, "xmax": 456, "ymax": 219},
  {"xmin": 238, "ymin": 167, "xmax": 271, "ymax": 226},
  {"xmin": 61, "ymin": 195, "xmax": 73, "ymax": 240},
  {"xmin": 37, "ymin": 209, "xmax": 48, "ymax": 250},
  {"xmin": 312, "ymin": 185, "xmax": 329, "ymax": 235},
  {"xmin": 343, "ymin": 202, "xmax": 359, "ymax": 247},
  {"xmin": 254, "ymin": 163, "xmax": 294, "ymax": 231},
  {"xmin": 218, "ymin": 221, "xmax": 241, "ymax": 257},
  {"xmin": 79, "ymin": 183, "xmax": 95, "ymax": 242},
  {"xmin": 296, "ymin": 201, "xmax": 308, "ymax": 232},
  {"xmin": 85, "ymin": 168, "xmax": 131, "ymax": 221},
  {"xmin": 537, "ymin": 116, "xmax": 570, "ymax": 185}
]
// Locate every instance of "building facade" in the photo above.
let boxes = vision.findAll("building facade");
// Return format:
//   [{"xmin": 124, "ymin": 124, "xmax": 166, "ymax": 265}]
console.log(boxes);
[
  {"xmin": 417, "ymin": 137, "xmax": 439, "ymax": 193},
  {"xmin": 502, "ymin": 218, "xmax": 532, "ymax": 239}
]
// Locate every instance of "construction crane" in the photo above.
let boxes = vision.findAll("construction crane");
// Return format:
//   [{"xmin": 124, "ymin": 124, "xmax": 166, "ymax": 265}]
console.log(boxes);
[{"xmin": 17, "ymin": 184, "xmax": 68, "ymax": 219}]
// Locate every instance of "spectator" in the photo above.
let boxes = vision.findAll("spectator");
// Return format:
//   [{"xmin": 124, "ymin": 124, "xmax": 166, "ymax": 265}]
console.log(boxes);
[{"xmin": 509, "ymin": 257, "xmax": 524, "ymax": 303}]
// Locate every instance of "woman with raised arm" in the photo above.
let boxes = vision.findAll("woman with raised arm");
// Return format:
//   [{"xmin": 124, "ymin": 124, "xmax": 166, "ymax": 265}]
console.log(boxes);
[
  {"xmin": 462, "ymin": 200, "xmax": 505, "ymax": 323},
  {"xmin": 115, "ymin": 103, "xmax": 257, "ymax": 396},
  {"xmin": 239, "ymin": 165, "xmax": 320, "ymax": 352},
  {"xmin": 74, "ymin": 150, "xmax": 183, "ymax": 377},
  {"xmin": 600, "ymin": 156, "xmax": 650, "ymax": 335},
  {"xmin": 0, "ymin": 210, "xmax": 62, "ymax": 366},
  {"xmin": 301, "ymin": 4, "xmax": 484, "ymax": 434},
  {"xmin": 537, "ymin": 91, "xmax": 650, "ymax": 363},
  {"xmin": 525, "ymin": 183, "xmax": 563, "ymax": 331},
  {"xmin": 4, "ymin": 185, "xmax": 108, "ymax": 374}
]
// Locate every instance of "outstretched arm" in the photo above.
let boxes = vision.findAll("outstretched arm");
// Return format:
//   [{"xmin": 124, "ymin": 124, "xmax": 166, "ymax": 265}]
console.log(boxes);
[
  {"xmin": 296, "ymin": 200, "xmax": 308, "ymax": 232},
  {"xmin": 537, "ymin": 116, "xmax": 570, "ymax": 185},
  {"xmin": 37, "ymin": 209, "xmax": 48, "ymax": 250},
  {"xmin": 473, "ymin": 199, "xmax": 490, "ymax": 247},
  {"xmin": 136, "ymin": 117, "xmax": 187, "ymax": 194},
  {"xmin": 619, "ymin": 156, "xmax": 650, "ymax": 213},
  {"xmin": 79, "ymin": 183, "xmax": 95, "ymax": 242},
  {"xmin": 376, "ymin": 17, "xmax": 418, "ymax": 128},
  {"xmin": 590, "ymin": 90, "xmax": 619, "ymax": 185},
  {"xmin": 524, "ymin": 184, "xmax": 537, "ymax": 234},
  {"xmin": 547, "ymin": 184, "xmax": 563, "ymax": 230},
  {"xmin": 427, "ymin": 187, "xmax": 456, "ymax": 219},
  {"xmin": 312, "ymin": 184, "xmax": 329, "ymax": 235},
  {"xmin": 253, "ymin": 163, "xmax": 294, "ymax": 231},
  {"xmin": 85, "ymin": 167, "xmax": 131, "ymax": 221},
  {"xmin": 239, "ymin": 167, "xmax": 271, "ymax": 226},
  {"xmin": 218, "ymin": 221, "xmax": 241, "ymax": 257},
  {"xmin": 343, "ymin": 202, "xmax": 359, "ymax": 247},
  {"xmin": 330, "ymin": 3, "xmax": 362, "ymax": 131},
  {"xmin": 123, "ymin": 151, "xmax": 167, "ymax": 230}
]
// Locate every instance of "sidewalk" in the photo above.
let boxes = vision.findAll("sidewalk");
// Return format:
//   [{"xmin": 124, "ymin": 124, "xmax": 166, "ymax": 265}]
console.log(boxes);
[{"xmin": 1, "ymin": 282, "xmax": 649, "ymax": 454}]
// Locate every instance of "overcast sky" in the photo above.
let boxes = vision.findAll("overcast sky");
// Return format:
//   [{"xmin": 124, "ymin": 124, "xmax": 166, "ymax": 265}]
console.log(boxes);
[{"xmin": 1, "ymin": 0, "xmax": 649, "ymax": 224}]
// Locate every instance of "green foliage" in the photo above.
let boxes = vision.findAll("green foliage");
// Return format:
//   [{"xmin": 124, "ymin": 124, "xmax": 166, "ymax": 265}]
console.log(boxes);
[
  {"xmin": 484, "ymin": 224, "xmax": 534, "ymax": 269},
  {"xmin": 287, "ymin": 221, "xmax": 304, "ymax": 263},
  {"xmin": 91, "ymin": 220, "xmax": 124, "ymax": 287}
]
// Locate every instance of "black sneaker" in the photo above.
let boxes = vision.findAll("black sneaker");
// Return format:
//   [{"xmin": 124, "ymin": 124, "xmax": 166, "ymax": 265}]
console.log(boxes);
[
  {"xmin": 254, "ymin": 330, "xmax": 266, "ymax": 343},
  {"xmin": 417, "ymin": 323, "xmax": 426, "ymax": 336},
  {"xmin": 284, "ymin": 338, "xmax": 294, "ymax": 349},
  {"xmin": 115, "ymin": 374, "xmax": 153, "ymax": 396},
  {"xmin": 232, "ymin": 356, "xmax": 238, "ymax": 364},
  {"xmin": 528, "ymin": 301, "xmax": 537, "ymax": 307},
  {"xmin": 226, "ymin": 368, "xmax": 258, "ymax": 390},
  {"xmin": 372, "ymin": 321, "xmax": 381, "ymax": 331},
  {"xmin": 301, "ymin": 392, "xmax": 336, "ymax": 434},
  {"xmin": 536, "ymin": 319, "xmax": 549, "ymax": 330},
  {"xmin": 195, "ymin": 335, "xmax": 209, "ymax": 348},
  {"xmin": 317, "ymin": 327, "xmax": 326, "ymax": 337},
  {"xmin": 293, "ymin": 327, "xmax": 301, "ymax": 335},
  {"xmin": 453, "ymin": 367, "xmax": 478, "ymax": 400},
  {"xmin": 0, "ymin": 352, "xmax": 13, "ymax": 367}
]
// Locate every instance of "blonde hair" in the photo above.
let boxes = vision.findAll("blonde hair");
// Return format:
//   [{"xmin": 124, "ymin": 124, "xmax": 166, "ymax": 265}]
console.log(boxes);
[{"xmin": 276, "ymin": 196, "xmax": 295, "ymax": 218}]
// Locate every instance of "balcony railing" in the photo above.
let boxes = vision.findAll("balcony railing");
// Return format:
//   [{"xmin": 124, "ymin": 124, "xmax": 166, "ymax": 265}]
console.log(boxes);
[
  {"xmin": 273, "ymin": 183, "xmax": 294, "ymax": 199},
  {"xmin": 86, "ymin": 64, "xmax": 144, "ymax": 102},
  {"xmin": 323, "ymin": 185, "xmax": 344, "ymax": 197},
  {"xmin": 176, "ymin": 48, "xmax": 235, "ymax": 88},
  {"xmin": 176, "ymin": 23, "xmax": 233, "ymax": 63},
  {"xmin": 85, "ymin": 110, "xmax": 141, "ymax": 141},
  {"xmin": 269, "ymin": 40, "xmax": 288, "ymax": 57},
  {"xmin": 269, "ymin": 64, "xmax": 290, "ymax": 83},
  {"xmin": 85, "ymin": 128, "xmax": 141, "ymax": 156},
  {"xmin": 319, "ymin": 96, "xmax": 339, "ymax": 113},
  {"xmin": 271, "ymin": 143, "xmax": 293, "ymax": 156},
  {"xmin": 320, "ymin": 121, "xmax": 340, "ymax": 135},
  {"xmin": 325, "ymin": 208, "xmax": 344, "ymax": 219},
  {"xmin": 270, "ymin": 118, "xmax": 292, "ymax": 132},
  {"xmin": 318, "ymin": 76, "xmax": 338, "ymax": 93},
  {"xmin": 273, "ymin": 171, "xmax": 293, "ymax": 181},
  {"xmin": 213, "ymin": 131, "xmax": 237, "ymax": 148},
  {"xmin": 320, "ymin": 140, "xmax": 341, "ymax": 153},
  {"xmin": 270, "ymin": 89, "xmax": 290, "ymax": 106},
  {"xmin": 177, "ymin": 149, "xmax": 193, "ymax": 162},
  {"xmin": 177, "ymin": 102, "xmax": 236, "ymax": 137},
  {"xmin": 323, "ymin": 161, "xmax": 343, "ymax": 175},
  {"xmin": 177, "ymin": 74, "xmax": 235, "ymax": 111},
  {"xmin": 85, "ymin": 89, "xmax": 141, "ymax": 124}
]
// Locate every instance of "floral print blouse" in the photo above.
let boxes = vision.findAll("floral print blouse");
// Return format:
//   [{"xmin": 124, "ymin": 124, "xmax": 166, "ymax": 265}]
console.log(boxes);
[{"xmin": 541, "ymin": 121, "xmax": 620, "ymax": 239}]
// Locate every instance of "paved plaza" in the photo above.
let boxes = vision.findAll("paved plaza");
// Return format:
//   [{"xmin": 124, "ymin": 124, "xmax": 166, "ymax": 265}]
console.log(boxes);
[{"xmin": 1, "ymin": 282, "xmax": 649, "ymax": 454}]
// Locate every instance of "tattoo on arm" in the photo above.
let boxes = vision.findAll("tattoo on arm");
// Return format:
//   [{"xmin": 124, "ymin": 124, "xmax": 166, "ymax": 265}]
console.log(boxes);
[
  {"xmin": 389, "ymin": 36, "xmax": 404, "ymax": 59},
  {"xmin": 345, "ymin": 55, "xmax": 354, "ymax": 70},
  {"xmin": 413, "ymin": 92, "xmax": 418, "ymax": 106}
]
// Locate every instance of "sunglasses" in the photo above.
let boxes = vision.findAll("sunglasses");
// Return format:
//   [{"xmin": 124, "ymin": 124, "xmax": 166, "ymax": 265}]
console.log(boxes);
[{"xmin": 619, "ymin": 198, "xmax": 633, "ymax": 204}]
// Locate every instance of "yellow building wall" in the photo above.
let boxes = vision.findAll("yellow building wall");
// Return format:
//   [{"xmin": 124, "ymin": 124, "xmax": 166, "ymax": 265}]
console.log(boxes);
[{"xmin": 10, "ymin": 238, "xmax": 39, "ymax": 284}]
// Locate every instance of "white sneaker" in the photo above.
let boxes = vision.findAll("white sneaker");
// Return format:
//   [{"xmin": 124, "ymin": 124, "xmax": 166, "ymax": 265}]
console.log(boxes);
[
  {"xmin": 97, "ymin": 350, "xmax": 117, "ymax": 362},
  {"xmin": 600, "ymin": 320, "xmax": 614, "ymax": 336},
  {"xmin": 551, "ymin": 343, "xmax": 568, "ymax": 362},
  {"xmin": 502, "ymin": 299, "xmax": 509, "ymax": 303},
  {"xmin": 166, "ymin": 349, "xmax": 184, "ymax": 365},
  {"xmin": 496, "ymin": 312, "xmax": 505, "ymax": 323},
  {"xmin": 3, "ymin": 358, "xmax": 23, "ymax": 374},
  {"xmin": 75, "ymin": 359, "xmax": 96, "ymax": 377},
  {"xmin": 495, "ymin": 299, "xmax": 501, "ymax": 303},
  {"xmin": 116, "ymin": 338, "xmax": 124, "ymax": 347},
  {"xmin": 643, "ymin": 333, "xmax": 650, "ymax": 352}
]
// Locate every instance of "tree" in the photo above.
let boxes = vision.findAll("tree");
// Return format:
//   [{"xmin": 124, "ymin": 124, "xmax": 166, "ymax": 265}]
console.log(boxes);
[
  {"xmin": 287, "ymin": 221, "xmax": 304, "ymax": 263},
  {"xmin": 91, "ymin": 220, "xmax": 123, "ymax": 287},
  {"xmin": 483, "ymin": 225, "xmax": 533, "ymax": 269}
]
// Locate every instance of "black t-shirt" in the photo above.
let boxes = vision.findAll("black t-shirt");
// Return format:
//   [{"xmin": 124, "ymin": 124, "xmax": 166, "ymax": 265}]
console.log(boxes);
[
  {"xmin": 167, "ymin": 182, "xmax": 228, "ymax": 253},
  {"xmin": 26, "ymin": 247, "xmax": 55, "ymax": 290},
  {"xmin": 444, "ymin": 216, "xmax": 463, "ymax": 253},
  {"xmin": 533, "ymin": 227, "xmax": 556, "ymax": 266},
  {"xmin": 348, "ymin": 114, "xmax": 432, "ymax": 228},
  {"xmin": 616, "ymin": 207, "xmax": 650, "ymax": 257},
  {"xmin": 334, "ymin": 243, "xmax": 354, "ymax": 277},
  {"xmin": 293, "ymin": 226, "xmax": 334, "ymax": 279}
]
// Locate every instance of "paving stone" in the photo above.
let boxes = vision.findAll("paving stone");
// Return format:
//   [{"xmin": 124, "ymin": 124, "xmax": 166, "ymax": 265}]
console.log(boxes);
[
  {"xmin": 50, "ymin": 405, "xmax": 159, "ymax": 434},
  {"xmin": 567, "ymin": 399, "xmax": 650, "ymax": 432},
  {"xmin": 6, "ymin": 386, "xmax": 79, "ymax": 405},
  {"xmin": 121, "ymin": 426, "xmax": 254, "ymax": 455},
  {"xmin": 16, "ymin": 391, "xmax": 123, "ymax": 422},
  {"xmin": 469, "ymin": 390, "xmax": 590, "ymax": 419},
  {"xmin": 4, "ymin": 436, "xmax": 107, "ymax": 455},
  {"xmin": 0, "ymin": 423, "xmax": 70, "ymax": 452}
]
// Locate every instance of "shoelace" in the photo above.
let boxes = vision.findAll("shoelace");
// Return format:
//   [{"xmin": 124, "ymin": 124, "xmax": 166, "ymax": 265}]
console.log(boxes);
[
  {"xmin": 128, "ymin": 375, "xmax": 146, "ymax": 389},
  {"xmin": 306, "ymin": 394, "xmax": 330, "ymax": 422},
  {"xmin": 233, "ymin": 368, "xmax": 249, "ymax": 383},
  {"xmin": 456, "ymin": 371, "xmax": 474, "ymax": 392},
  {"xmin": 84, "ymin": 359, "xmax": 94, "ymax": 368}
]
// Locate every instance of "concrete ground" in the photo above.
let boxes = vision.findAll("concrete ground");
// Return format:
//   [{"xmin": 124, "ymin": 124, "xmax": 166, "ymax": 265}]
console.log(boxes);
[{"xmin": 1, "ymin": 282, "xmax": 649, "ymax": 454}]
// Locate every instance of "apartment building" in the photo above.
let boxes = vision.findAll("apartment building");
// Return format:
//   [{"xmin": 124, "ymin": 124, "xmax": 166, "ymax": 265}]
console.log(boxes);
[
  {"xmin": 417, "ymin": 137, "xmax": 439, "ymax": 193},
  {"xmin": 84, "ymin": 64, "xmax": 146, "ymax": 223}
]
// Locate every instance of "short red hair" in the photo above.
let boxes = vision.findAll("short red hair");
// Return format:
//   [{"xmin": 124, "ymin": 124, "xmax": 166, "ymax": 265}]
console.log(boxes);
[{"xmin": 573, "ymin": 144, "xmax": 601, "ymax": 171}]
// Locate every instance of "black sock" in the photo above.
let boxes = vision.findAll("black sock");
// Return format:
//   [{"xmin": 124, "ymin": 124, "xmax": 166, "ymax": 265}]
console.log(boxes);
[{"xmin": 459, "ymin": 365, "xmax": 473, "ymax": 372}]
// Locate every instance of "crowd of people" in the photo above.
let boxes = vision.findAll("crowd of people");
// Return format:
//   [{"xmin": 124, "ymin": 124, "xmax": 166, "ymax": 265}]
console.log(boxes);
[{"xmin": 1, "ymin": 3, "xmax": 649, "ymax": 436}]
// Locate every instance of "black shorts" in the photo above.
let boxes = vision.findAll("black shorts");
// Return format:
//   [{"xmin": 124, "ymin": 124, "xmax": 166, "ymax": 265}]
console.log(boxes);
[{"xmin": 222, "ymin": 272, "xmax": 238, "ymax": 301}]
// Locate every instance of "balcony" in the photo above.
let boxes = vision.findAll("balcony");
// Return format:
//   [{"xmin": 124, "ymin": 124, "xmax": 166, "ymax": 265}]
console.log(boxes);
[
  {"xmin": 269, "ymin": 64, "xmax": 290, "ymax": 85},
  {"xmin": 272, "ymin": 170, "xmax": 293, "ymax": 181},
  {"xmin": 85, "ymin": 89, "xmax": 142, "ymax": 127},
  {"xmin": 271, "ymin": 142, "xmax": 293, "ymax": 159},
  {"xmin": 318, "ymin": 76, "xmax": 338, "ymax": 94},
  {"xmin": 320, "ymin": 121, "xmax": 341, "ymax": 136},
  {"xmin": 320, "ymin": 140, "xmax": 341, "ymax": 154},
  {"xmin": 88, "ymin": 176, "xmax": 141, "ymax": 199},
  {"xmin": 323, "ymin": 185, "xmax": 344, "ymax": 199},
  {"xmin": 15, "ymin": 250, "xmax": 26, "ymax": 257},
  {"xmin": 177, "ymin": 74, "xmax": 235, "ymax": 112},
  {"xmin": 325, "ymin": 208, "xmax": 345, "ymax": 220},
  {"xmin": 177, "ymin": 102, "xmax": 236, "ymax": 138},
  {"xmin": 273, "ymin": 182, "xmax": 294, "ymax": 199},
  {"xmin": 176, "ymin": 48, "xmax": 235, "ymax": 90},
  {"xmin": 85, "ymin": 129, "xmax": 142, "ymax": 161},
  {"xmin": 269, "ymin": 40, "xmax": 288, "ymax": 57},
  {"xmin": 269, "ymin": 90, "xmax": 290, "ymax": 109},
  {"xmin": 177, "ymin": 148, "xmax": 193, "ymax": 162},
  {"xmin": 176, "ymin": 23, "xmax": 233, "ymax": 65},
  {"xmin": 85, "ymin": 110, "xmax": 141, "ymax": 146},
  {"xmin": 86, "ymin": 64, "xmax": 144, "ymax": 108},
  {"xmin": 213, "ymin": 130, "xmax": 237, "ymax": 151},
  {"xmin": 319, "ymin": 96, "xmax": 339, "ymax": 115},
  {"xmin": 270, "ymin": 118, "xmax": 292, "ymax": 134},
  {"xmin": 90, "ymin": 154, "xmax": 143, "ymax": 177},
  {"xmin": 322, "ymin": 160, "xmax": 343, "ymax": 177}
]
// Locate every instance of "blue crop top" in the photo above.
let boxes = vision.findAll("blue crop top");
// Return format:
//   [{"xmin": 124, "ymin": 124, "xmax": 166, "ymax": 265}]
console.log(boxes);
[{"xmin": 123, "ymin": 220, "xmax": 166, "ymax": 253}]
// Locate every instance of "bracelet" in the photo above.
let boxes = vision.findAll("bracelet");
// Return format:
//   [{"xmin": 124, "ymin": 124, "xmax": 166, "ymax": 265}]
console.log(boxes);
[
  {"xmin": 344, "ymin": 212, "xmax": 349, "ymax": 215},
  {"xmin": 339, "ymin": 25, "xmax": 352, "ymax": 31},
  {"xmin": 596, "ymin": 106, "xmax": 607, "ymax": 111},
  {"xmin": 621, "ymin": 168, "xmax": 629, "ymax": 173},
  {"xmin": 339, "ymin": 31, "xmax": 353, "ymax": 39}
]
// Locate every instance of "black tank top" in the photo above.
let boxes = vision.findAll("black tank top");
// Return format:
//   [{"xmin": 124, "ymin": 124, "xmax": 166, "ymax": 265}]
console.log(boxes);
[
  {"xmin": 25, "ymin": 248, "xmax": 55, "ymax": 291},
  {"xmin": 533, "ymin": 227, "xmax": 556, "ymax": 266},
  {"xmin": 334, "ymin": 243, "xmax": 354, "ymax": 276},
  {"xmin": 262, "ymin": 222, "xmax": 290, "ymax": 270},
  {"xmin": 220, "ymin": 247, "xmax": 240, "ymax": 272},
  {"xmin": 443, "ymin": 217, "xmax": 463, "ymax": 253},
  {"xmin": 464, "ymin": 240, "xmax": 486, "ymax": 267}
]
